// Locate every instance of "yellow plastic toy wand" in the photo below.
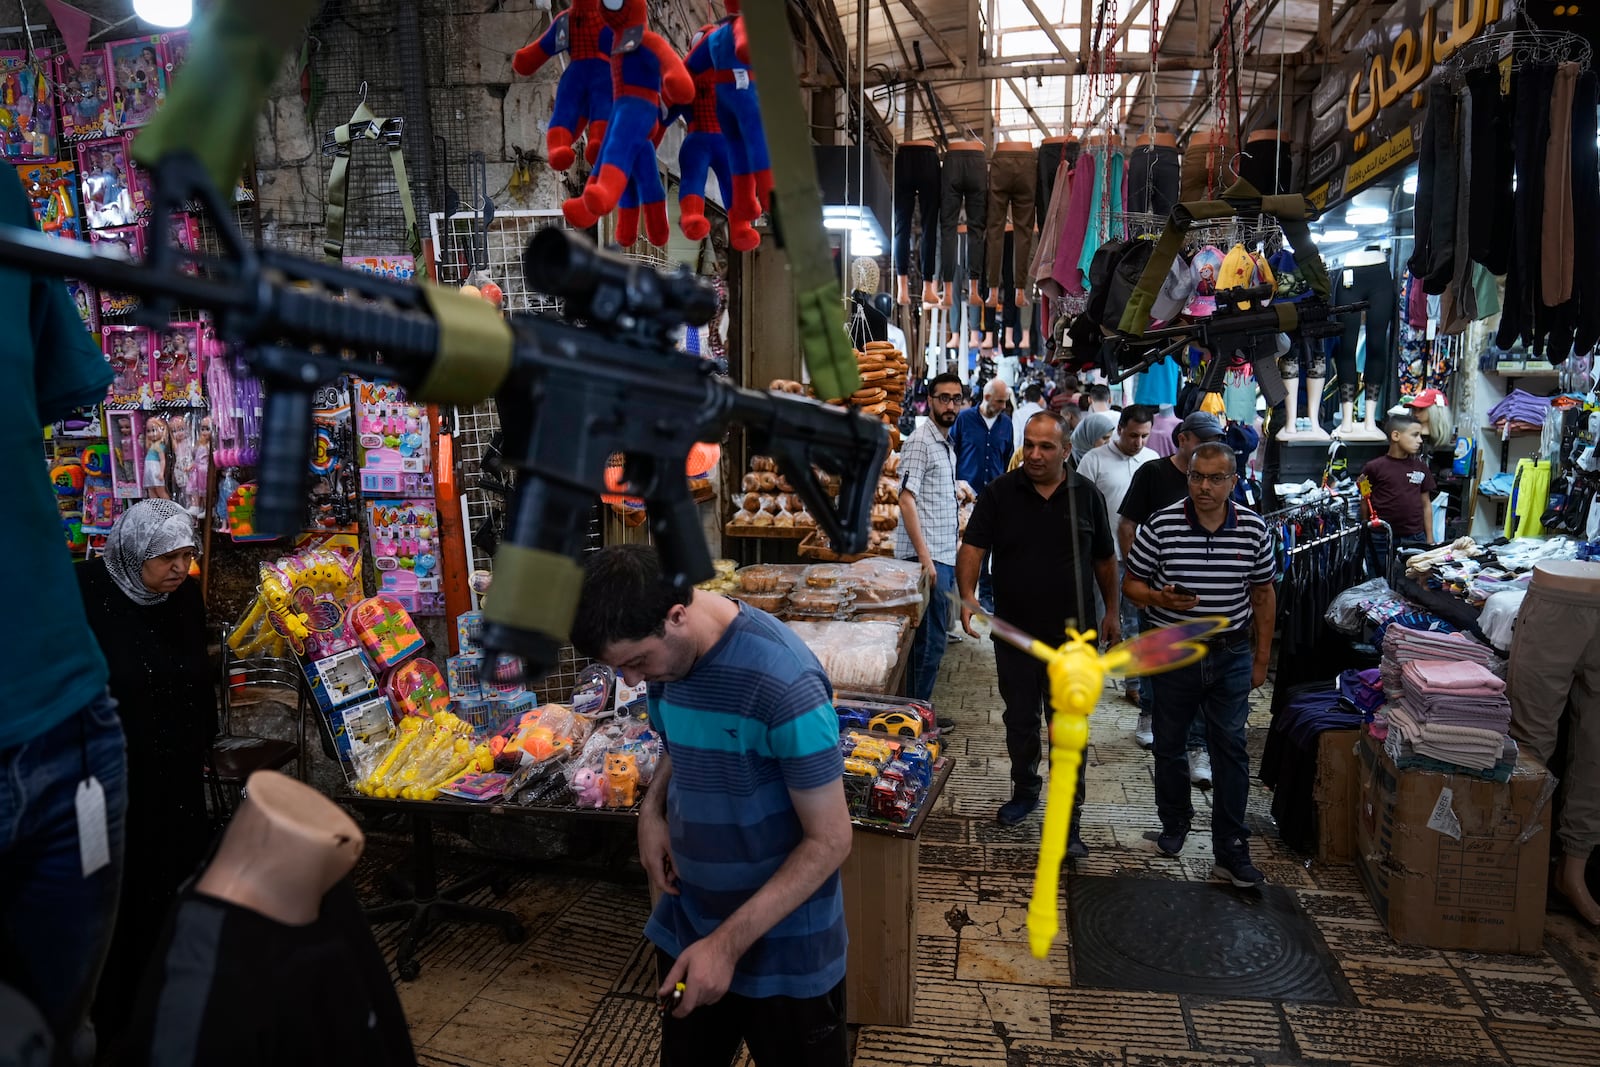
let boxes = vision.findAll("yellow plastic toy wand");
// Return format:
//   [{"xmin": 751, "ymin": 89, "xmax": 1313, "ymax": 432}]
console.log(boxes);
[{"xmin": 966, "ymin": 600, "xmax": 1228, "ymax": 958}]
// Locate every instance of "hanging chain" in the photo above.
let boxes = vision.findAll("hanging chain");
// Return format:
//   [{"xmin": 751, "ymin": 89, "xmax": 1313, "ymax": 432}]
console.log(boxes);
[{"xmin": 1145, "ymin": 0, "xmax": 1160, "ymax": 136}]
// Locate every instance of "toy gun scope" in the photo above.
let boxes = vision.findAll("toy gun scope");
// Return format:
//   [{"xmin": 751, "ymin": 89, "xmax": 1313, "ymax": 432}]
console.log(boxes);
[{"xmin": 0, "ymin": 154, "xmax": 887, "ymax": 682}]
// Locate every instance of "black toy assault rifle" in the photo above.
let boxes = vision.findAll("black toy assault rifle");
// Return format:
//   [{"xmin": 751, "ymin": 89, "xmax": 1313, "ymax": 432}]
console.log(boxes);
[{"xmin": 0, "ymin": 154, "xmax": 886, "ymax": 680}]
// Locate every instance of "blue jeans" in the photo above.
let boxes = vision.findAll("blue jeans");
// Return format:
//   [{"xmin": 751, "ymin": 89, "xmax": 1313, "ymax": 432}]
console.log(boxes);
[
  {"xmin": 0, "ymin": 693, "xmax": 127, "ymax": 1065},
  {"xmin": 1138, "ymin": 607, "xmax": 1209, "ymax": 753},
  {"xmin": 906, "ymin": 561, "xmax": 955, "ymax": 703},
  {"xmin": 1150, "ymin": 639, "xmax": 1254, "ymax": 849},
  {"xmin": 977, "ymin": 550, "xmax": 995, "ymax": 615}
]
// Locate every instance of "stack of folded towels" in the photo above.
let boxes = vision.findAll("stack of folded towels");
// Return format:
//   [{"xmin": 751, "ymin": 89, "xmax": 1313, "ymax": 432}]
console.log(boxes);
[
  {"xmin": 1383, "ymin": 659, "xmax": 1518, "ymax": 777},
  {"xmin": 1379, "ymin": 625, "xmax": 1500, "ymax": 697}
]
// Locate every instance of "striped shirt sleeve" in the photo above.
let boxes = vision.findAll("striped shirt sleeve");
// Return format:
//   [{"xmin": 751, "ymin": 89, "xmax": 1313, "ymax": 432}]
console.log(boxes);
[
  {"xmin": 757, "ymin": 663, "xmax": 844, "ymax": 790},
  {"xmin": 1125, "ymin": 520, "xmax": 1161, "ymax": 584}
]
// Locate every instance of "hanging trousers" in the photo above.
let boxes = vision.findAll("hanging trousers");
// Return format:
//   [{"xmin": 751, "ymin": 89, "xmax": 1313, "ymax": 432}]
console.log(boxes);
[
  {"xmin": 1408, "ymin": 92, "xmax": 1460, "ymax": 294},
  {"xmin": 1237, "ymin": 138, "xmax": 1292, "ymax": 196},
  {"xmin": 1333, "ymin": 263, "xmax": 1396, "ymax": 406},
  {"xmin": 1179, "ymin": 138, "xmax": 1237, "ymax": 203},
  {"xmin": 986, "ymin": 148, "xmax": 1036, "ymax": 294},
  {"xmin": 1467, "ymin": 68, "xmax": 1515, "ymax": 275},
  {"xmin": 894, "ymin": 143, "xmax": 941, "ymax": 280},
  {"xmin": 1508, "ymin": 570, "xmax": 1600, "ymax": 859},
  {"xmin": 1126, "ymin": 144, "xmax": 1181, "ymax": 214},
  {"xmin": 1037, "ymin": 139, "xmax": 1079, "ymax": 229},
  {"xmin": 1497, "ymin": 63, "xmax": 1555, "ymax": 352},
  {"xmin": 1542, "ymin": 62, "xmax": 1579, "ymax": 307},
  {"xmin": 939, "ymin": 148, "xmax": 987, "ymax": 283}
]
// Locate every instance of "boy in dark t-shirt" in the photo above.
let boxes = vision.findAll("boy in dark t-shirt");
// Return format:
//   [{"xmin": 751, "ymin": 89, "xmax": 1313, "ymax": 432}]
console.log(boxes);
[{"xmin": 1360, "ymin": 413, "xmax": 1436, "ymax": 576}]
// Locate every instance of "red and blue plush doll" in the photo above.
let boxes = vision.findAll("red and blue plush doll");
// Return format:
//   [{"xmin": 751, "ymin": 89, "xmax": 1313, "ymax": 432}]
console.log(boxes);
[
  {"xmin": 701, "ymin": 0, "xmax": 771, "ymax": 230},
  {"xmin": 565, "ymin": 0, "xmax": 692, "ymax": 243},
  {"xmin": 672, "ymin": 24, "xmax": 757, "ymax": 250},
  {"xmin": 511, "ymin": 0, "xmax": 612, "ymax": 171}
]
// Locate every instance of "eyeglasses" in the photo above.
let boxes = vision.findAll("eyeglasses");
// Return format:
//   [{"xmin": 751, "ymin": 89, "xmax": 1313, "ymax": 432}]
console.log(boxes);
[
  {"xmin": 1187, "ymin": 471, "xmax": 1237, "ymax": 487},
  {"xmin": 930, "ymin": 393, "xmax": 965, "ymax": 405}
]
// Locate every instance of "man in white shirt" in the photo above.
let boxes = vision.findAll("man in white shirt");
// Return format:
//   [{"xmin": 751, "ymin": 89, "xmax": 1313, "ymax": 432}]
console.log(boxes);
[
  {"xmin": 1075, "ymin": 404, "xmax": 1158, "ymax": 716},
  {"xmin": 1012, "ymin": 383, "xmax": 1045, "ymax": 453}
]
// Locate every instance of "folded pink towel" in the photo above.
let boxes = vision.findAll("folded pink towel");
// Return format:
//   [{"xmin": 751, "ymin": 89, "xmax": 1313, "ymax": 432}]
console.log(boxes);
[{"xmin": 1402, "ymin": 659, "xmax": 1505, "ymax": 693}]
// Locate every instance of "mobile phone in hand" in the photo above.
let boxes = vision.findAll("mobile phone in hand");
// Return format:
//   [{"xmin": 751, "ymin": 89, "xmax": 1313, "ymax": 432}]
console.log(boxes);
[{"xmin": 1171, "ymin": 583, "xmax": 1197, "ymax": 598}]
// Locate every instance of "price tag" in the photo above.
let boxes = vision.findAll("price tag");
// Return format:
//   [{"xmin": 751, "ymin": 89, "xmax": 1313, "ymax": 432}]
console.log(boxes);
[
  {"xmin": 76, "ymin": 777, "xmax": 110, "ymax": 877},
  {"xmin": 1342, "ymin": 268, "xmax": 1354, "ymax": 289},
  {"xmin": 734, "ymin": 69, "xmax": 749, "ymax": 90}
]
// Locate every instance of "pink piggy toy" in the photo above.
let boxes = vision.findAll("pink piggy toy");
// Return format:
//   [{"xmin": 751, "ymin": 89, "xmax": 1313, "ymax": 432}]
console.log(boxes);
[{"xmin": 571, "ymin": 767, "xmax": 607, "ymax": 808}]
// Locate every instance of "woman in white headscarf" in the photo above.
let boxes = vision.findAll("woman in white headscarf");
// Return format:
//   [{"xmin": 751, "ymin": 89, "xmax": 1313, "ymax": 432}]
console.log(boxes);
[
  {"xmin": 1070, "ymin": 411, "xmax": 1117, "ymax": 466},
  {"xmin": 75, "ymin": 499, "xmax": 214, "ymax": 1050}
]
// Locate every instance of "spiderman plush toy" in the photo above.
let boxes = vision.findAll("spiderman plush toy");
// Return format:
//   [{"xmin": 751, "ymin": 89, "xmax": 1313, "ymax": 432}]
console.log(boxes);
[
  {"xmin": 701, "ymin": 0, "xmax": 771, "ymax": 229},
  {"xmin": 565, "ymin": 0, "xmax": 692, "ymax": 244},
  {"xmin": 672, "ymin": 23, "xmax": 758, "ymax": 250},
  {"xmin": 511, "ymin": 0, "xmax": 611, "ymax": 171}
]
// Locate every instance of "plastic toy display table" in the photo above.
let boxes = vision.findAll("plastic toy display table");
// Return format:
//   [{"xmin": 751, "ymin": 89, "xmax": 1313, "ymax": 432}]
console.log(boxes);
[{"xmin": 338, "ymin": 756, "xmax": 954, "ymax": 1025}]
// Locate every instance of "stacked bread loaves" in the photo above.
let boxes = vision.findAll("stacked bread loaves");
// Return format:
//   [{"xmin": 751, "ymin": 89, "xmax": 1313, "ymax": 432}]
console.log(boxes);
[{"xmin": 853, "ymin": 342, "xmax": 906, "ymax": 451}]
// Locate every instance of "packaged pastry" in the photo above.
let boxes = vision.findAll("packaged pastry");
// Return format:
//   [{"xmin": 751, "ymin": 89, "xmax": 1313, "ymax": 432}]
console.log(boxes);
[
  {"xmin": 731, "ymin": 590, "xmax": 789, "ymax": 614},
  {"xmin": 751, "ymin": 455, "xmax": 777, "ymax": 472},
  {"xmin": 803, "ymin": 563, "xmax": 851, "ymax": 588},
  {"xmin": 738, "ymin": 564, "xmax": 801, "ymax": 593},
  {"xmin": 742, "ymin": 491, "xmax": 762, "ymax": 512},
  {"xmin": 773, "ymin": 510, "xmax": 796, "ymax": 527},
  {"xmin": 794, "ymin": 509, "xmax": 817, "ymax": 528},
  {"xmin": 787, "ymin": 586, "xmax": 855, "ymax": 618},
  {"xmin": 742, "ymin": 472, "xmax": 762, "ymax": 492},
  {"xmin": 757, "ymin": 471, "xmax": 779, "ymax": 491},
  {"xmin": 731, "ymin": 508, "xmax": 757, "ymax": 526},
  {"xmin": 751, "ymin": 510, "xmax": 774, "ymax": 526}
]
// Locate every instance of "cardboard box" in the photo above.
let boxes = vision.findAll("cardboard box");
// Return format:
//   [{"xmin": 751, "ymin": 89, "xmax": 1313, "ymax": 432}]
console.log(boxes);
[
  {"xmin": 1355, "ymin": 730, "xmax": 1555, "ymax": 953},
  {"xmin": 1314, "ymin": 728, "xmax": 1361, "ymax": 863}
]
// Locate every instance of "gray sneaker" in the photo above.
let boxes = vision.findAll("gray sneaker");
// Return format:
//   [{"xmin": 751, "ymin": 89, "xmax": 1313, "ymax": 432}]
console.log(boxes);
[
  {"xmin": 1134, "ymin": 712, "xmax": 1154, "ymax": 749},
  {"xmin": 1187, "ymin": 748, "xmax": 1212, "ymax": 788}
]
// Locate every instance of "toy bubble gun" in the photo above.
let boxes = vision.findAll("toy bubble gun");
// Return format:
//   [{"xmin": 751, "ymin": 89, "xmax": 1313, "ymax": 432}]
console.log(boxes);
[{"xmin": 966, "ymin": 600, "xmax": 1229, "ymax": 959}]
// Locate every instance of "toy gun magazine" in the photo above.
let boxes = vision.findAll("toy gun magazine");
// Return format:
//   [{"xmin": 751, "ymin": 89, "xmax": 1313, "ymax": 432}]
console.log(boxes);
[{"xmin": 0, "ymin": 152, "xmax": 887, "ymax": 682}]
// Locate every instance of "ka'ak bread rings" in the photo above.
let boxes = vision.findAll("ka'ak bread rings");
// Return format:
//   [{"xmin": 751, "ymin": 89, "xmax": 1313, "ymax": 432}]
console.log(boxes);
[
  {"xmin": 852, "ymin": 388, "xmax": 888, "ymax": 405},
  {"xmin": 863, "ymin": 341, "xmax": 898, "ymax": 353},
  {"xmin": 859, "ymin": 367, "xmax": 895, "ymax": 383},
  {"xmin": 860, "ymin": 401, "xmax": 888, "ymax": 415}
]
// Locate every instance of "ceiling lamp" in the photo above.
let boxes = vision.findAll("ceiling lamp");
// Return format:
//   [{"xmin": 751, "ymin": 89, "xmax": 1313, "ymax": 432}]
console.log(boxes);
[{"xmin": 134, "ymin": 0, "xmax": 194, "ymax": 28}]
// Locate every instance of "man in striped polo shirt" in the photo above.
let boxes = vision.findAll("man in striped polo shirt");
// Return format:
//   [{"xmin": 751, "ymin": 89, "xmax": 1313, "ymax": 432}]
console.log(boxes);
[
  {"xmin": 1123, "ymin": 442, "xmax": 1277, "ymax": 888},
  {"xmin": 572, "ymin": 546, "xmax": 852, "ymax": 1066}
]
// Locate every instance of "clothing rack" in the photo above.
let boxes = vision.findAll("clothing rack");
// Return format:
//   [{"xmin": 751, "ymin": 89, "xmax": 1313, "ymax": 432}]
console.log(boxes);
[{"xmin": 1438, "ymin": 28, "xmax": 1593, "ymax": 86}]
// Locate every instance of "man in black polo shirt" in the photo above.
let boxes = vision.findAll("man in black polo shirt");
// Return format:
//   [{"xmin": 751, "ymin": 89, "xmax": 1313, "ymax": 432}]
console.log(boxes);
[
  {"xmin": 1124, "ymin": 442, "xmax": 1277, "ymax": 888},
  {"xmin": 958, "ymin": 411, "xmax": 1118, "ymax": 840},
  {"xmin": 1118, "ymin": 411, "xmax": 1225, "ymax": 777}
]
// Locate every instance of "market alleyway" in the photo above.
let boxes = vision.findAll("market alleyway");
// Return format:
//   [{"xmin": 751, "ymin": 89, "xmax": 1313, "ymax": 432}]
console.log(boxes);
[{"xmin": 383, "ymin": 636, "xmax": 1600, "ymax": 1067}]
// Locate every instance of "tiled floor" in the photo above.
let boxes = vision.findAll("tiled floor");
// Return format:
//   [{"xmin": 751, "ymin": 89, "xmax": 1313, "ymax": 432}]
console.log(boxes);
[{"xmin": 381, "ymin": 635, "xmax": 1600, "ymax": 1066}]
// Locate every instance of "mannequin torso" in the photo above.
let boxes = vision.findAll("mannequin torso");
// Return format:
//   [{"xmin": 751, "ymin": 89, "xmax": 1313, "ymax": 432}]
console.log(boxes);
[
  {"xmin": 195, "ymin": 771, "xmax": 364, "ymax": 926},
  {"xmin": 947, "ymin": 139, "xmax": 985, "ymax": 152},
  {"xmin": 1135, "ymin": 131, "xmax": 1178, "ymax": 148},
  {"xmin": 995, "ymin": 140, "xmax": 1034, "ymax": 153}
]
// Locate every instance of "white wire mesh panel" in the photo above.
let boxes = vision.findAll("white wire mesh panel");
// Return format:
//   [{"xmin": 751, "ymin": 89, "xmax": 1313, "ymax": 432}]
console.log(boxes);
[{"xmin": 428, "ymin": 209, "xmax": 568, "ymax": 313}]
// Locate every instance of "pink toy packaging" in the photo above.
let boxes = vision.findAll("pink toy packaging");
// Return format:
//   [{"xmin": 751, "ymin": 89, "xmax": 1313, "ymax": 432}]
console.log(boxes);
[
  {"xmin": 151, "ymin": 322, "xmax": 204, "ymax": 407},
  {"xmin": 78, "ymin": 138, "xmax": 138, "ymax": 230},
  {"xmin": 102, "ymin": 324, "xmax": 151, "ymax": 408},
  {"xmin": 105, "ymin": 409, "xmax": 142, "ymax": 499},
  {"xmin": 56, "ymin": 51, "xmax": 114, "ymax": 143},
  {"xmin": 0, "ymin": 51, "xmax": 58, "ymax": 164},
  {"xmin": 89, "ymin": 224, "xmax": 143, "ymax": 317},
  {"xmin": 350, "ymin": 594, "xmax": 425, "ymax": 670},
  {"xmin": 107, "ymin": 36, "xmax": 168, "ymax": 129},
  {"xmin": 354, "ymin": 379, "xmax": 433, "ymax": 496},
  {"xmin": 365, "ymin": 499, "xmax": 444, "ymax": 615},
  {"xmin": 387, "ymin": 657, "xmax": 450, "ymax": 719}
]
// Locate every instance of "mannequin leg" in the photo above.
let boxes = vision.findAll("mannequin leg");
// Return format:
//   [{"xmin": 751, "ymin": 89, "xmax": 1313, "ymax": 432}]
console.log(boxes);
[
  {"xmin": 1556, "ymin": 853, "xmax": 1600, "ymax": 924},
  {"xmin": 1347, "ymin": 386, "xmax": 1388, "ymax": 440},
  {"xmin": 1276, "ymin": 375, "xmax": 1302, "ymax": 441},
  {"xmin": 1332, "ymin": 383, "xmax": 1361, "ymax": 438},
  {"xmin": 922, "ymin": 279, "xmax": 941, "ymax": 305},
  {"xmin": 1302, "ymin": 377, "xmax": 1332, "ymax": 440},
  {"xmin": 896, "ymin": 275, "xmax": 911, "ymax": 305}
]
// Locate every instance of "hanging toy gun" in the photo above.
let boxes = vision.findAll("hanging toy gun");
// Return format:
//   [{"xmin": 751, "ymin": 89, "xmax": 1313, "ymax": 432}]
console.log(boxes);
[
  {"xmin": 1096, "ymin": 182, "xmax": 1367, "ymax": 410},
  {"xmin": 966, "ymin": 602, "xmax": 1228, "ymax": 958},
  {"xmin": 0, "ymin": 0, "xmax": 884, "ymax": 684}
]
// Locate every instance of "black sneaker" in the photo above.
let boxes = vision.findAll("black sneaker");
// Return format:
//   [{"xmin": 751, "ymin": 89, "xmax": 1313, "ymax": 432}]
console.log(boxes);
[
  {"xmin": 997, "ymin": 794, "xmax": 1040, "ymax": 826},
  {"xmin": 1155, "ymin": 826, "xmax": 1188, "ymax": 856},
  {"xmin": 1213, "ymin": 842, "xmax": 1265, "ymax": 888},
  {"xmin": 1067, "ymin": 833, "xmax": 1090, "ymax": 859},
  {"xmin": 937, "ymin": 717, "xmax": 957, "ymax": 735}
]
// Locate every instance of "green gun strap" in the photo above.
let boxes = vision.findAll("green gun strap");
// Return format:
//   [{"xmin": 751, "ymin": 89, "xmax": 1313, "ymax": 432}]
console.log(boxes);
[
  {"xmin": 741, "ymin": 5, "xmax": 859, "ymax": 402},
  {"xmin": 417, "ymin": 282, "xmax": 514, "ymax": 403},
  {"xmin": 481, "ymin": 544, "xmax": 584, "ymax": 643},
  {"xmin": 324, "ymin": 101, "xmax": 421, "ymax": 263},
  {"xmin": 1119, "ymin": 183, "xmax": 1265, "ymax": 336}
]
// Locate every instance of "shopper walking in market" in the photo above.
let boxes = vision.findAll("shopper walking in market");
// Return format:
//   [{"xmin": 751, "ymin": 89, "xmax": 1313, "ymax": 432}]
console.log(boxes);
[
  {"xmin": 1118, "ymin": 410, "xmax": 1224, "ymax": 778},
  {"xmin": 949, "ymin": 375, "xmax": 1013, "ymax": 612},
  {"xmin": 1077, "ymin": 405, "xmax": 1159, "ymax": 706},
  {"xmin": 1012, "ymin": 382, "xmax": 1046, "ymax": 452},
  {"xmin": 1123, "ymin": 442, "xmax": 1278, "ymax": 888},
  {"xmin": 0, "ymin": 166, "xmax": 127, "ymax": 1066},
  {"xmin": 897, "ymin": 371, "xmax": 965, "ymax": 705},
  {"xmin": 959, "ymin": 411, "xmax": 1119, "ymax": 841},
  {"xmin": 571, "ymin": 545, "xmax": 852, "ymax": 1067},
  {"xmin": 76, "ymin": 498, "xmax": 215, "ymax": 1055}
]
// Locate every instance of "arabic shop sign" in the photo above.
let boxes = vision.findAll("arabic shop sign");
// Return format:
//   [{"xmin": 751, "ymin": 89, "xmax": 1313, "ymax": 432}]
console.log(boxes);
[{"xmin": 1307, "ymin": 0, "xmax": 1511, "ymax": 202}]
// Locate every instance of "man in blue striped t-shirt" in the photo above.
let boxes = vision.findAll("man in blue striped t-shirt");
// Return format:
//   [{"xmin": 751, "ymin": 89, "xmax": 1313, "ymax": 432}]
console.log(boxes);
[
  {"xmin": 571, "ymin": 546, "xmax": 852, "ymax": 1067},
  {"xmin": 1124, "ymin": 442, "xmax": 1277, "ymax": 889}
]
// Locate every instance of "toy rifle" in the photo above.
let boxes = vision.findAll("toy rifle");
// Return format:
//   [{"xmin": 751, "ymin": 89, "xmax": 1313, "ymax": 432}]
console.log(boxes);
[{"xmin": 0, "ymin": 153, "xmax": 885, "ymax": 679}]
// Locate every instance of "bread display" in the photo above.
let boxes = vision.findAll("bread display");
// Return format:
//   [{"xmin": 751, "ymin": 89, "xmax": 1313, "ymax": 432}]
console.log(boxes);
[
  {"xmin": 731, "ymin": 590, "xmax": 789, "ymax": 614},
  {"xmin": 785, "ymin": 618, "xmax": 905, "ymax": 692},
  {"xmin": 803, "ymin": 564, "xmax": 850, "ymax": 588},
  {"xmin": 787, "ymin": 586, "xmax": 856, "ymax": 618}
]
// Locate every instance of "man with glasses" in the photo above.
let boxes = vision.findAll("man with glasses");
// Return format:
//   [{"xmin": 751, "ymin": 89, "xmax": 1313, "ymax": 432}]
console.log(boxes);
[
  {"xmin": 897, "ymin": 372, "xmax": 965, "ymax": 704},
  {"xmin": 950, "ymin": 377, "xmax": 1013, "ymax": 613},
  {"xmin": 1123, "ymin": 442, "xmax": 1278, "ymax": 888},
  {"xmin": 1117, "ymin": 410, "xmax": 1224, "ymax": 781}
]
